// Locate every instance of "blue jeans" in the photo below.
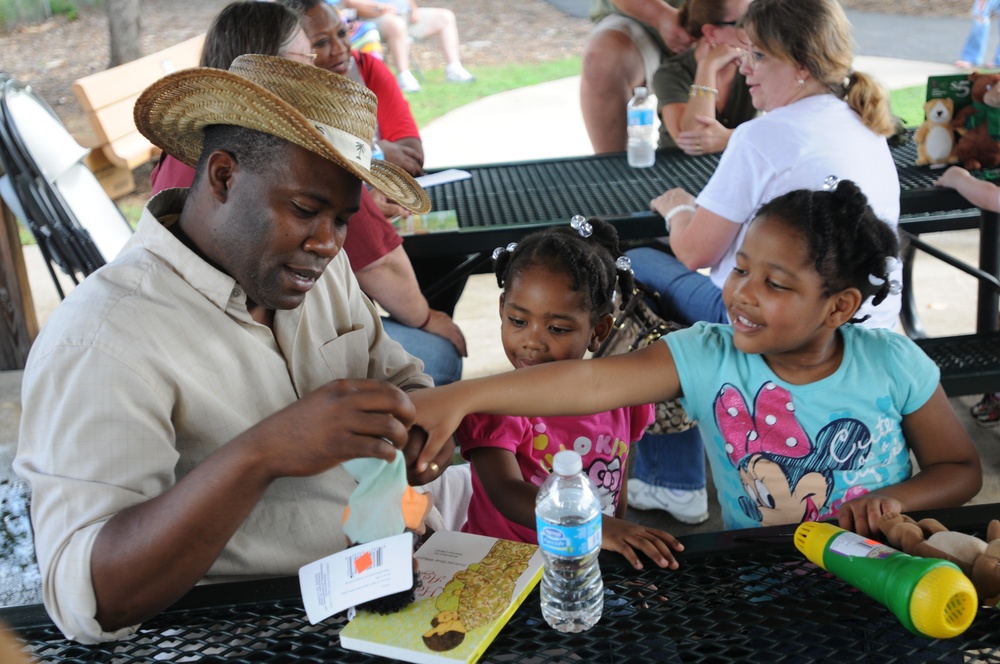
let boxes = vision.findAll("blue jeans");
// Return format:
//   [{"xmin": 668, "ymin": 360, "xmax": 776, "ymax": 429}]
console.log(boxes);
[
  {"xmin": 626, "ymin": 247, "xmax": 728, "ymax": 326},
  {"xmin": 630, "ymin": 427, "xmax": 705, "ymax": 490},
  {"xmin": 381, "ymin": 318, "xmax": 463, "ymax": 386},
  {"xmin": 625, "ymin": 246, "xmax": 726, "ymax": 492},
  {"xmin": 959, "ymin": 0, "xmax": 1000, "ymax": 66}
]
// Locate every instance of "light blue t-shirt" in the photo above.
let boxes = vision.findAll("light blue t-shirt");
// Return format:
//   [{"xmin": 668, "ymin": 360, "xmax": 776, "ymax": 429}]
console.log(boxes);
[{"xmin": 665, "ymin": 323, "xmax": 939, "ymax": 530}]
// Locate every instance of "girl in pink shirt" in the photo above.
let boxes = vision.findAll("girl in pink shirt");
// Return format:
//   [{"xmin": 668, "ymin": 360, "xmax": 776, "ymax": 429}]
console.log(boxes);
[{"xmin": 456, "ymin": 217, "xmax": 682, "ymax": 570}]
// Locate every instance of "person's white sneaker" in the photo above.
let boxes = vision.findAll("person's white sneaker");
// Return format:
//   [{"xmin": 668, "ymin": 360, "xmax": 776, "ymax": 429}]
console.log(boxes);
[
  {"xmin": 397, "ymin": 70, "xmax": 421, "ymax": 93},
  {"xmin": 445, "ymin": 64, "xmax": 475, "ymax": 83},
  {"xmin": 627, "ymin": 478, "xmax": 709, "ymax": 524}
]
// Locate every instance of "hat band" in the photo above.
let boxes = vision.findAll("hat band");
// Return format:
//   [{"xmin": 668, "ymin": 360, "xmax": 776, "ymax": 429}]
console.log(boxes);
[{"xmin": 310, "ymin": 119, "xmax": 372, "ymax": 170}]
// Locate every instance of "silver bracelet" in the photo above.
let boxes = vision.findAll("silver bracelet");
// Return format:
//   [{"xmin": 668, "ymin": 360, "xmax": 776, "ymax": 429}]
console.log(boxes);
[{"xmin": 663, "ymin": 204, "xmax": 697, "ymax": 233}]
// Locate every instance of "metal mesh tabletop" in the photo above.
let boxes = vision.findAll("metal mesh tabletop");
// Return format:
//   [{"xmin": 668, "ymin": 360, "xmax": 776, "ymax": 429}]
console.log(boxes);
[
  {"xmin": 411, "ymin": 135, "xmax": 975, "ymax": 259},
  {"xmin": 8, "ymin": 505, "xmax": 1000, "ymax": 663}
]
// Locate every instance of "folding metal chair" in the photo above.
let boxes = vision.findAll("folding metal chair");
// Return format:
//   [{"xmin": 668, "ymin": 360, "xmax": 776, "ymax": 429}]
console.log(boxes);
[{"xmin": 0, "ymin": 74, "xmax": 133, "ymax": 297}]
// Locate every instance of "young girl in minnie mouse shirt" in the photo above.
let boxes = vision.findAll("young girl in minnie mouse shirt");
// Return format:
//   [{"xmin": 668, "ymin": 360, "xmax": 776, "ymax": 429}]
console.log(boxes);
[
  {"xmin": 415, "ymin": 181, "xmax": 982, "ymax": 567},
  {"xmin": 456, "ymin": 217, "xmax": 683, "ymax": 571}
]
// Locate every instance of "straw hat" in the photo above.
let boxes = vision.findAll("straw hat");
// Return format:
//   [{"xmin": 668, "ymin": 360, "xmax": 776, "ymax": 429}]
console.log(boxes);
[{"xmin": 133, "ymin": 53, "xmax": 430, "ymax": 213}]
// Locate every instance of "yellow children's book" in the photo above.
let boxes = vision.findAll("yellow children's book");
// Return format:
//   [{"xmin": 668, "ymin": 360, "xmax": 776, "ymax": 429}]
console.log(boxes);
[{"xmin": 339, "ymin": 531, "xmax": 543, "ymax": 664}]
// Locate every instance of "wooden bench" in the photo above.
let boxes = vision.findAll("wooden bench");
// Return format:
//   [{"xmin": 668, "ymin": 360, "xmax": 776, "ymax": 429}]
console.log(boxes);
[{"xmin": 71, "ymin": 34, "xmax": 204, "ymax": 197}]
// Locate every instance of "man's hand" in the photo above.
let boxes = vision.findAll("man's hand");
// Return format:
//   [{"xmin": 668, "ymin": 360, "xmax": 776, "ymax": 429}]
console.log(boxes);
[
  {"xmin": 409, "ymin": 387, "xmax": 464, "ymax": 473},
  {"xmin": 401, "ymin": 424, "xmax": 456, "ymax": 485},
  {"xmin": 250, "ymin": 379, "xmax": 416, "ymax": 480},
  {"xmin": 656, "ymin": 13, "xmax": 692, "ymax": 55}
]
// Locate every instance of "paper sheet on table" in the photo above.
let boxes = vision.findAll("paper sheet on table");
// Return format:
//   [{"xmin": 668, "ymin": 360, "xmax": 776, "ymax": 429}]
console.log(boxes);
[{"xmin": 415, "ymin": 169, "xmax": 471, "ymax": 188}]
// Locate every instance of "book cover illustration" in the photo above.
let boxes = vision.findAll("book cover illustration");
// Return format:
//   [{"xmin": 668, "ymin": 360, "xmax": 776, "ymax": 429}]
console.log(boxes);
[{"xmin": 339, "ymin": 531, "xmax": 544, "ymax": 664}]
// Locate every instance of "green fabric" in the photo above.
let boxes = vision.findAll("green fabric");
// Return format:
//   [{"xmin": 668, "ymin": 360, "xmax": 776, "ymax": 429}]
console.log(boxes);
[
  {"xmin": 966, "ymin": 101, "xmax": 1000, "ymax": 139},
  {"xmin": 342, "ymin": 450, "xmax": 407, "ymax": 544},
  {"xmin": 651, "ymin": 47, "xmax": 758, "ymax": 149}
]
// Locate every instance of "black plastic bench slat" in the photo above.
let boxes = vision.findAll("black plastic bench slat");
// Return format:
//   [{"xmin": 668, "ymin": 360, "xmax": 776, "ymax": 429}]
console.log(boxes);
[{"xmin": 914, "ymin": 333, "xmax": 1000, "ymax": 396}]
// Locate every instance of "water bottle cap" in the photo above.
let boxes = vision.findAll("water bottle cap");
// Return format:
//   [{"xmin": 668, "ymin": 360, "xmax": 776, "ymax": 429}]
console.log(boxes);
[
  {"xmin": 634, "ymin": 86, "xmax": 647, "ymax": 96},
  {"xmin": 552, "ymin": 450, "xmax": 583, "ymax": 475},
  {"xmin": 909, "ymin": 564, "xmax": 978, "ymax": 638}
]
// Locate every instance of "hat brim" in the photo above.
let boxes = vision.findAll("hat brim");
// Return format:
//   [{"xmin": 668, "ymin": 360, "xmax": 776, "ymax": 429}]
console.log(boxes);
[{"xmin": 134, "ymin": 66, "xmax": 430, "ymax": 213}]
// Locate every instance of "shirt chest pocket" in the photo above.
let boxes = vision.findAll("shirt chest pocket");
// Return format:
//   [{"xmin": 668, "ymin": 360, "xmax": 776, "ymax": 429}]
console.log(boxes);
[{"xmin": 318, "ymin": 328, "xmax": 370, "ymax": 383}]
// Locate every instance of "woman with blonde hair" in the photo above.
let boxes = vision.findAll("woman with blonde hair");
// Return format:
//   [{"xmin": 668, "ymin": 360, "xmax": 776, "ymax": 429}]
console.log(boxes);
[{"xmin": 625, "ymin": 0, "xmax": 902, "ymax": 521}]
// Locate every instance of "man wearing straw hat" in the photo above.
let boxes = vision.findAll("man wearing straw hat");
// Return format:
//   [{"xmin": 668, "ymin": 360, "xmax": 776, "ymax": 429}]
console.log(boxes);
[{"xmin": 15, "ymin": 54, "xmax": 453, "ymax": 643}]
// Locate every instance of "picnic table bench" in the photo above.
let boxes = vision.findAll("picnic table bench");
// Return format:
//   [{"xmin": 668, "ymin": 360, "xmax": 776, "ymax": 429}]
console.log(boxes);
[{"xmin": 71, "ymin": 33, "xmax": 204, "ymax": 198}]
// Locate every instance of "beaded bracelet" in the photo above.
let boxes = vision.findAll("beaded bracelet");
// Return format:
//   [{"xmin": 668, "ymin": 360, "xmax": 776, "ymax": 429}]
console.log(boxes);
[
  {"xmin": 688, "ymin": 84, "xmax": 719, "ymax": 98},
  {"xmin": 418, "ymin": 309, "xmax": 433, "ymax": 329}
]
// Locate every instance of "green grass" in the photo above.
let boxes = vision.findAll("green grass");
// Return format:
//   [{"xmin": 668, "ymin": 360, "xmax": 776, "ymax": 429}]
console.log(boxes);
[
  {"xmin": 405, "ymin": 57, "xmax": 582, "ymax": 128},
  {"xmin": 890, "ymin": 84, "xmax": 927, "ymax": 129}
]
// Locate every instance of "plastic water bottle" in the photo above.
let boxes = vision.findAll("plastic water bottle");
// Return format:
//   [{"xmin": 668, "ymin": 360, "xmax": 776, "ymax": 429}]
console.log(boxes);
[
  {"xmin": 794, "ymin": 521, "xmax": 977, "ymax": 639},
  {"xmin": 535, "ymin": 450, "xmax": 603, "ymax": 632},
  {"xmin": 626, "ymin": 86, "xmax": 656, "ymax": 168}
]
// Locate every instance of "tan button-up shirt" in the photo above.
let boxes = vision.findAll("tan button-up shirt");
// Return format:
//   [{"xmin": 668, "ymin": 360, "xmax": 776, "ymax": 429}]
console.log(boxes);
[{"xmin": 15, "ymin": 189, "xmax": 431, "ymax": 643}]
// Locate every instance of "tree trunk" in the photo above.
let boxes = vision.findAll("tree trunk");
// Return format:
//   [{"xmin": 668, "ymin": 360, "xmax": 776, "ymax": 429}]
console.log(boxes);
[{"xmin": 106, "ymin": 0, "xmax": 142, "ymax": 67}]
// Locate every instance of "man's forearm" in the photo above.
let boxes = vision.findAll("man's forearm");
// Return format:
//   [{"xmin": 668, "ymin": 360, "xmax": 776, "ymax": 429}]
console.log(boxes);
[
  {"xmin": 609, "ymin": 0, "xmax": 678, "ymax": 27},
  {"xmin": 91, "ymin": 432, "xmax": 272, "ymax": 631}
]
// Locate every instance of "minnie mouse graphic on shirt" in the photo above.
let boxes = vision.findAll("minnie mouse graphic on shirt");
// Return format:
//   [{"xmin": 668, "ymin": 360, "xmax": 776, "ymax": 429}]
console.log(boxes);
[{"xmin": 715, "ymin": 381, "xmax": 874, "ymax": 527}]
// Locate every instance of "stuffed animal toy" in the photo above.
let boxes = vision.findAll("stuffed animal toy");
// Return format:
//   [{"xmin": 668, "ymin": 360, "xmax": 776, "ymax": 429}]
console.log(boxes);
[
  {"xmin": 954, "ymin": 71, "xmax": 1000, "ymax": 170},
  {"xmin": 915, "ymin": 98, "xmax": 959, "ymax": 166},
  {"xmin": 878, "ymin": 511, "xmax": 1000, "ymax": 607}
]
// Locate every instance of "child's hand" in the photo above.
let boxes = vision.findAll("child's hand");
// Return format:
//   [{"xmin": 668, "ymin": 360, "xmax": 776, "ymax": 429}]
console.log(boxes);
[
  {"xmin": 409, "ymin": 387, "xmax": 464, "ymax": 473},
  {"xmin": 836, "ymin": 493, "xmax": 904, "ymax": 539},
  {"xmin": 602, "ymin": 516, "xmax": 683, "ymax": 570},
  {"xmin": 934, "ymin": 166, "xmax": 971, "ymax": 190}
]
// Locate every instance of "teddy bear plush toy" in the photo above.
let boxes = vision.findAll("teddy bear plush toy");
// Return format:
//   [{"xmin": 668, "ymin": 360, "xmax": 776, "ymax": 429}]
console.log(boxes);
[
  {"xmin": 878, "ymin": 511, "xmax": 1000, "ymax": 607},
  {"xmin": 915, "ymin": 98, "xmax": 959, "ymax": 166},
  {"xmin": 953, "ymin": 71, "xmax": 1000, "ymax": 170}
]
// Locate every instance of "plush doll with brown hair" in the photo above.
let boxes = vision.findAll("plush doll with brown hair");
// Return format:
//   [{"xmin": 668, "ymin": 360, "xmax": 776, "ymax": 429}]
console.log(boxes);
[
  {"xmin": 878, "ymin": 511, "xmax": 1000, "ymax": 607},
  {"xmin": 953, "ymin": 71, "xmax": 1000, "ymax": 170}
]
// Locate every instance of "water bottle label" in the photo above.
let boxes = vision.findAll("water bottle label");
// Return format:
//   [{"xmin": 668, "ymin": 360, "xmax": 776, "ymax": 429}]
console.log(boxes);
[
  {"xmin": 536, "ymin": 515, "xmax": 601, "ymax": 557},
  {"xmin": 829, "ymin": 531, "xmax": 895, "ymax": 559},
  {"xmin": 627, "ymin": 108, "xmax": 654, "ymax": 127}
]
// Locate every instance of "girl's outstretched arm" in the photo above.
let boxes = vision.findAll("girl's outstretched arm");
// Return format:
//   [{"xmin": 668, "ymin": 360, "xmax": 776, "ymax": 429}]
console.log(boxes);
[
  {"xmin": 837, "ymin": 385, "xmax": 982, "ymax": 538},
  {"xmin": 469, "ymin": 448, "xmax": 683, "ymax": 570},
  {"xmin": 411, "ymin": 342, "xmax": 680, "ymax": 471},
  {"xmin": 935, "ymin": 166, "xmax": 1000, "ymax": 212}
]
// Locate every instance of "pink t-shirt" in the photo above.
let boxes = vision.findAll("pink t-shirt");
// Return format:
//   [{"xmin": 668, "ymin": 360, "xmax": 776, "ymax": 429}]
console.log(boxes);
[{"xmin": 457, "ymin": 405, "xmax": 655, "ymax": 543}]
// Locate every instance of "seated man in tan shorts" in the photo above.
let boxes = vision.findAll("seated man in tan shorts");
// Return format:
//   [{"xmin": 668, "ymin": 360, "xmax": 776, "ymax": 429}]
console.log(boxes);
[{"xmin": 582, "ymin": 0, "xmax": 691, "ymax": 153}]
